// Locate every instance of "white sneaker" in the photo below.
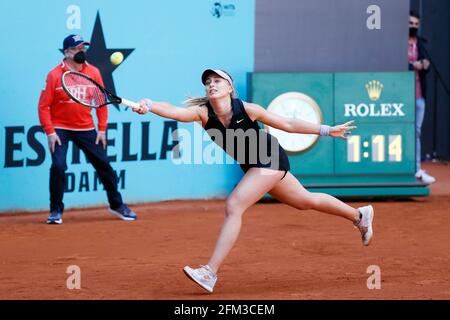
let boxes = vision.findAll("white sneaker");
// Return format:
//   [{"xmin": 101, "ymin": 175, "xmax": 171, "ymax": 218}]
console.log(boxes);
[
  {"xmin": 183, "ymin": 265, "xmax": 217, "ymax": 293},
  {"xmin": 415, "ymin": 169, "xmax": 436, "ymax": 184},
  {"xmin": 354, "ymin": 205, "xmax": 374, "ymax": 246}
]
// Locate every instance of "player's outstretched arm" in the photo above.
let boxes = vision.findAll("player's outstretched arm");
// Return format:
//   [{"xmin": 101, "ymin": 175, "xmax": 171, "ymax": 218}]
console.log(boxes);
[
  {"xmin": 135, "ymin": 99, "xmax": 202, "ymax": 122},
  {"xmin": 244, "ymin": 101, "xmax": 356, "ymax": 139}
]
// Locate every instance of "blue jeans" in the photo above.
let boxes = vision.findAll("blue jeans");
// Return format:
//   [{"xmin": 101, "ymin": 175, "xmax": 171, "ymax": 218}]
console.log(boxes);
[
  {"xmin": 415, "ymin": 98, "xmax": 425, "ymax": 172},
  {"xmin": 49, "ymin": 129, "xmax": 123, "ymax": 213}
]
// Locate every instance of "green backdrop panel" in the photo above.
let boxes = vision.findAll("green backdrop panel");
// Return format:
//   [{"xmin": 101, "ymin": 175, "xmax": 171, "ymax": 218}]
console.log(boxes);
[{"xmin": 249, "ymin": 73, "xmax": 334, "ymax": 175}]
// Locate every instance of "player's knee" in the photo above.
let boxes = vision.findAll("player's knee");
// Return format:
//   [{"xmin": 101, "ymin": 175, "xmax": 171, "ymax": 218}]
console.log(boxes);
[
  {"xmin": 296, "ymin": 200, "xmax": 313, "ymax": 210},
  {"xmin": 297, "ymin": 193, "xmax": 320, "ymax": 210},
  {"xmin": 225, "ymin": 198, "xmax": 243, "ymax": 218}
]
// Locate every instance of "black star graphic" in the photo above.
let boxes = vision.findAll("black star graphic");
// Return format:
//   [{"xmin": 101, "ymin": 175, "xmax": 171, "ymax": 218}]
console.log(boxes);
[
  {"xmin": 86, "ymin": 12, "xmax": 134, "ymax": 111},
  {"xmin": 61, "ymin": 11, "xmax": 134, "ymax": 111}
]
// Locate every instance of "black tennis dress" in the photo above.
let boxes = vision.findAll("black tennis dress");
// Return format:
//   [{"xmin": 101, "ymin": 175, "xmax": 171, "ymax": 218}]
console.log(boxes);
[{"xmin": 204, "ymin": 98, "xmax": 290, "ymax": 175}]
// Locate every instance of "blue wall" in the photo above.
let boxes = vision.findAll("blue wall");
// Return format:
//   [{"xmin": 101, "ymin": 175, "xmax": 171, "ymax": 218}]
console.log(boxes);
[
  {"xmin": 0, "ymin": 0, "xmax": 417, "ymax": 212},
  {"xmin": 0, "ymin": 0, "xmax": 255, "ymax": 212}
]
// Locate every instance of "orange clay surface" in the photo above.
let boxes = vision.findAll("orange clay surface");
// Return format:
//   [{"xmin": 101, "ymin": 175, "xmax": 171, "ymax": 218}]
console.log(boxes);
[{"xmin": 1, "ymin": 162, "xmax": 449, "ymax": 299}]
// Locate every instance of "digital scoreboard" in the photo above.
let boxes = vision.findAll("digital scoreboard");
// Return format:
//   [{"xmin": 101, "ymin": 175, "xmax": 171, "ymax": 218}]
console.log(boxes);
[{"xmin": 249, "ymin": 72, "xmax": 429, "ymax": 197}]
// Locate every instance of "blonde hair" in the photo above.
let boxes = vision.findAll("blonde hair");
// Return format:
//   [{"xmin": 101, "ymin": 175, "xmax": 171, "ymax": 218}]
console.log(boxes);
[{"xmin": 183, "ymin": 88, "xmax": 238, "ymax": 107}]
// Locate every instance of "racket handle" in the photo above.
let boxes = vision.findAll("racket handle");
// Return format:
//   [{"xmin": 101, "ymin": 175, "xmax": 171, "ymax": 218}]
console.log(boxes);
[{"xmin": 120, "ymin": 98, "xmax": 140, "ymax": 110}]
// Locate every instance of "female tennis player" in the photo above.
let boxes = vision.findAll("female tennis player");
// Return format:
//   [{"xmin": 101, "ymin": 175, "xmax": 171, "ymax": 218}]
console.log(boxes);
[{"xmin": 134, "ymin": 69, "xmax": 374, "ymax": 293}]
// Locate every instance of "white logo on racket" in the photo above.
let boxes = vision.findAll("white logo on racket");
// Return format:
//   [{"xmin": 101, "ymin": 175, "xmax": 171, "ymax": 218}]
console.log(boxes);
[{"xmin": 68, "ymin": 85, "xmax": 96, "ymax": 104}]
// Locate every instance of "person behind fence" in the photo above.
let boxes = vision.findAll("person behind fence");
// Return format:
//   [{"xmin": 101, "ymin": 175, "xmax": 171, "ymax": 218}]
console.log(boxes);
[{"xmin": 408, "ymin": 11, "xmax": 436, "ymax": 184}]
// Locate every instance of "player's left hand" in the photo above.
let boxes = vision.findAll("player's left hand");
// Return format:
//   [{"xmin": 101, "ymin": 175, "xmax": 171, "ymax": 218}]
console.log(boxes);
[
  {"xmin": 330, "ymin": 120, "xmax": 357, "ymax": 140},
  {"xmin": 96, "ymin": 131, "xmax": 107, "ymax": 149}
]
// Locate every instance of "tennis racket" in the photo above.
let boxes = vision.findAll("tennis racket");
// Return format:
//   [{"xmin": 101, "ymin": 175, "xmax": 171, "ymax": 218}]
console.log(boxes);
[{"xmin": 61, "ymin": 71, "xmax": 140, "ymax": 110}]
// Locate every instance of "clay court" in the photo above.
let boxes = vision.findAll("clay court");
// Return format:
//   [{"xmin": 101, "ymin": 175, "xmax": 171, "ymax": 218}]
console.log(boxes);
[{"xmin": 0, "ymin": 163, "xmax": 449, "ymax": 300}]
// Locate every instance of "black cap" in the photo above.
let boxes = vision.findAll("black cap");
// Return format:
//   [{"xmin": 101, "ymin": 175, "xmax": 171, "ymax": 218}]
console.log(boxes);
[{"xmin": 63, "ymin": 34, "xmax": 90, "ymax": 51}]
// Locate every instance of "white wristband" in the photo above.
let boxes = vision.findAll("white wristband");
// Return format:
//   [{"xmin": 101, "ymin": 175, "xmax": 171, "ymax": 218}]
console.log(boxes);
[
  {"xmin": 319, "ymin": 125, "xmax": 331, "ymax": 136},
  {"xmin": 144, "ymin": 99, "xmax": 153, "ymax": 112}
]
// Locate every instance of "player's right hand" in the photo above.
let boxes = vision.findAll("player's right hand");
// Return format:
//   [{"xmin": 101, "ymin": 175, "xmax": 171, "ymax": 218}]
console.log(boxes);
[
  {"xmin": 47, "ymin": 133, "xmax": 62, "ymax": 153},
  {"xmin": 135, "ymin": 99, "xmax": 151, "ymax": 115}
]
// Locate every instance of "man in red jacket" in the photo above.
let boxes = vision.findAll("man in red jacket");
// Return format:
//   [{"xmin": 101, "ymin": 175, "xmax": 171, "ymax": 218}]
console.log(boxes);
[{"xmin": 38, "ymin": 34, "xmax": 137, "ymax": 224}]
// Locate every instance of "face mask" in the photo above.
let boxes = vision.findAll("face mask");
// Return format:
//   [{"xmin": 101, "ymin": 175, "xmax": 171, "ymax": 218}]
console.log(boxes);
[
  {"xmin": 409, "ymin": 27, "xmax": 418, "ymax": 37},
  {"xmin": 73, "ymin": 51, "xmax": 86, "ymax": 64}
]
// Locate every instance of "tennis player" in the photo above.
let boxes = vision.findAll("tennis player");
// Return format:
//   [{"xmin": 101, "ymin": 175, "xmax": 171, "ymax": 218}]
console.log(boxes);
[{"xmin": 134, "ymin": 69, "xmax": 374, "ymax": 293}]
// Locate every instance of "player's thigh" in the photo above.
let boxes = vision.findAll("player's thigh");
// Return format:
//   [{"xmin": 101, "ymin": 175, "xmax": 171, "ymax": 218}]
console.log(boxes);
[
  {"xmin": 268, "ymin": 172, "xmax": 312, "ymax": 209},
  {"xmin": 227, "ymin": 168, "xmax": 284, "ymax": 213}
]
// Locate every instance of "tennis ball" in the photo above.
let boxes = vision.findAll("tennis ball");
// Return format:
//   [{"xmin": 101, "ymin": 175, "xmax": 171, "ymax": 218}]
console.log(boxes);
[{"xmin": 110, "ymin": 51, "xmax": 124, "ymax": 65}]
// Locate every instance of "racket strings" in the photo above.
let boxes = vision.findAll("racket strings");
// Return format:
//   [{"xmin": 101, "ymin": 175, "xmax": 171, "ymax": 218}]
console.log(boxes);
[{"xmin": 63, "ymin": 74, "xmax": 107, "ymax": 107}]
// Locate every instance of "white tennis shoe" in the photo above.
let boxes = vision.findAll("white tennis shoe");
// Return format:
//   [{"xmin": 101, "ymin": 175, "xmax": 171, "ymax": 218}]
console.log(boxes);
[
  {"xmin": 183, "ymin": 265, "xmax": 217, "ymax": 293},
  {"xmin": 354, "ymin": 205, "xmax": 374, "ymax": 246},
  {"xmin": 415, "ymin": 169, "xmax": 436, "ymax": 184}
]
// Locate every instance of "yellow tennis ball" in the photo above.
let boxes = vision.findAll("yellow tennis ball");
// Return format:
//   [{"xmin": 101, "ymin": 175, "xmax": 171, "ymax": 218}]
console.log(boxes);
[{"xmin": 110, "ymin": 52, "xmax": 124, "ymax": 65}]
